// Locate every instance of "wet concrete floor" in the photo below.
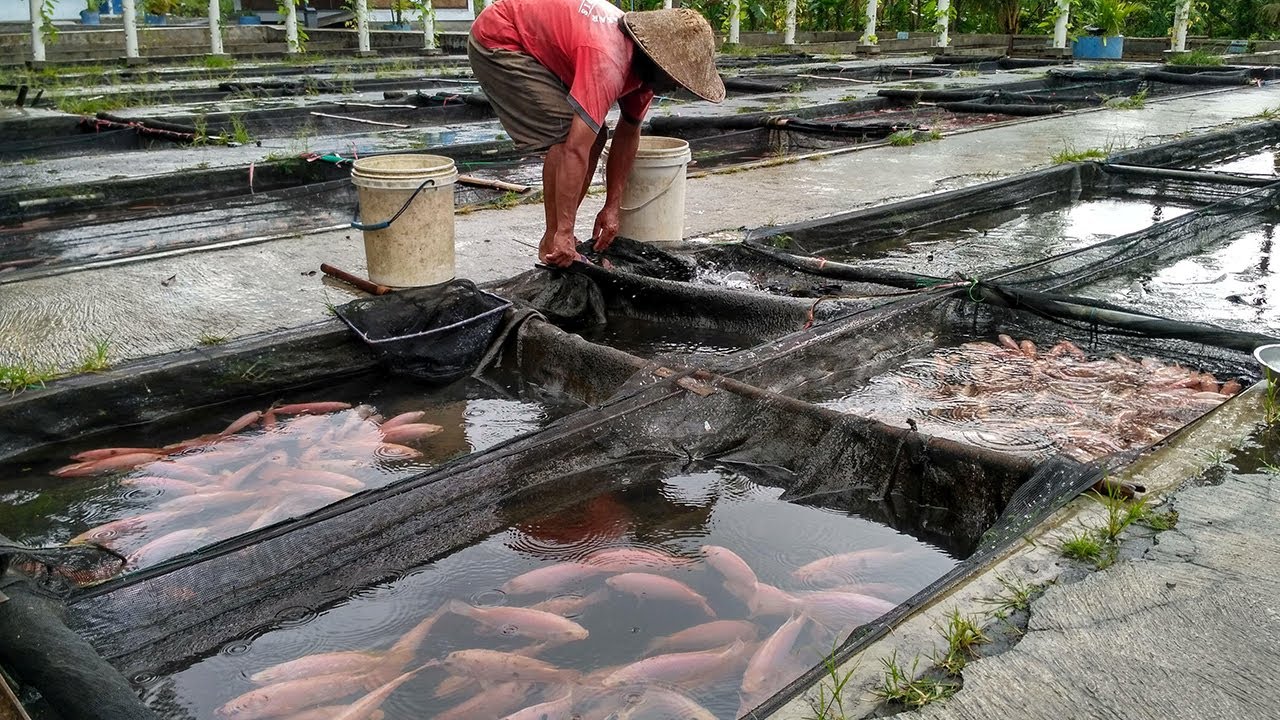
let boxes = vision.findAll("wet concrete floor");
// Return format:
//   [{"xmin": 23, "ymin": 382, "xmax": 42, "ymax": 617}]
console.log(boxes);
[{"xmin": 1, "ymin": 82, "xmax": 1278, "ymax": 373}]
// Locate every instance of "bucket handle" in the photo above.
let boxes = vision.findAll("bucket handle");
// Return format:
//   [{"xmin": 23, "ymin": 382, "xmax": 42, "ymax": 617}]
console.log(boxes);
[
  {"xmin": 351, "ymin": 176, "xmax": 437, "ymax": 231},
  {"xmin": 620, "ymin": 167, "xmax": 683, "ymax": 214}
]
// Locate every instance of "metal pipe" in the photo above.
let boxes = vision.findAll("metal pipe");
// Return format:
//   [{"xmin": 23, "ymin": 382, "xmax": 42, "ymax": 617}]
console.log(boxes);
[
  {"xmin": 122, "ymin": 0, "xmax": 140, "ymax": 59},
  {"xmin": 356, "ymin": 0, "xmax": 370, "ymax": 53},
  {"xmin": 1053, "ymin": 0, "xmax": 1069, "ymax": 48},
  {"xmin": 1171, "ymin": 0, "xmax": 1191, "ymax": 52},
  {"xmin": 783, "ymin": 0, "xmax": 796, "ymax": 45},
  {"xmin": 728, "ymin": 0, "xmax": 740, "ymax": 44},
  {"xmin": 862, "ymin": 0, "xmax": 877, "ymax": 45},
  {"xmin": 208, "ymin": 0, "xmax": 224, "ymax": 55},
  {"xmin": 284, "ymin": 0, "xmax": 300, "ymax": 53},
  {"xmin": 935, "ymin": 0, "xmax": 950, "ymax": 48},
  {"xmin": 1102, "ymin": 163, "xmax": 1279, "ymax": 187},
  {"xmin": 28, "ymin": 0, "xmax": 45, "ymax": 63}
]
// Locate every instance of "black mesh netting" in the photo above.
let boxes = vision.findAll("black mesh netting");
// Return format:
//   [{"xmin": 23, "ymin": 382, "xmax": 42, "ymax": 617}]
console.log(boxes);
[
  {"xmin": 334, "ymin": 279, "xmax": 511, "ymax": 383},
  {"xmin": 11, "ymin": 141, "xmax": 1278, "ymax": 720}
]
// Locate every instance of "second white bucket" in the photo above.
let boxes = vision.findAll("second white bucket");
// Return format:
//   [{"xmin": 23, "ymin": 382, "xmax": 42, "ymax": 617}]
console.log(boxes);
[
  {"xmin": 604, "ymin": 135, "xmax": 691, "ymax": 245},
  {"xmin": 351, "ymin": 154, "xmax": 458, "ymax": 288}
]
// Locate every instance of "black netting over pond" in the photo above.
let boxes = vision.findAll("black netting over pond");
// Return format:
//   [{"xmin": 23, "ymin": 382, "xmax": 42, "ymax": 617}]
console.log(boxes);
[
  {"xmin": 59, "ymin": 315, "xmax": 1100, "ymax": 718},
  {"xmin": 4, "ymin": 132, "xmax": 1279, "ymax": 720}
]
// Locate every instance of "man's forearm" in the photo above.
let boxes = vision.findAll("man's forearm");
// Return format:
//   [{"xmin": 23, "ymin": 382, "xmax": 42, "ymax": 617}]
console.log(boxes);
[
  {"xmin": 553, "ymin": 118, "xmax": 598, "ymax": 241},
  {"xmin": 604, "ymin": 119, "xmax": 641, "ymax": 210}
]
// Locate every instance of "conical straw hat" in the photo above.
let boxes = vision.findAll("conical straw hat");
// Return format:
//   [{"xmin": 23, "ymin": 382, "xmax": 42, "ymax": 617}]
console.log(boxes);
[{"xmin": 622, "ymin": 8, "xmax": 726, "ymax": 103}]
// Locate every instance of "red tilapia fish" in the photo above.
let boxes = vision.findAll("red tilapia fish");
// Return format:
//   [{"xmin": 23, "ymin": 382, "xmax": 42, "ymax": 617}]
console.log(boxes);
[
  {"xmin": 46, "ymin": 398, "xmax": 446, "ymax": 581},
  {"xmin": 838, "ymin": 335, "xmax": 1245, "ymax": 462}
]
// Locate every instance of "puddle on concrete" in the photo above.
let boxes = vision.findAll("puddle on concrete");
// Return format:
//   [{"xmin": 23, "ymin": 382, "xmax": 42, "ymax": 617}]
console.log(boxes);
[
  {"xmin": 821, "ymin": 197, "xmax": 1196, "ymax": 278},
  {"xmin": 577, "ymin": 317, "xmax": 762, "ymax": 361},
  {"xmin": 1079, "ymin": 219, "xmax": 1279, "ymax": 335},
  {"xmin": 0, "ymin": 373, "xmax": 582, "ymax": 577},
  {"xmin": 135, "ymin": 463, "xmax": 958, "ymax": 720},
  {"xmin": 809, "ymin": 333, "xmax": 1240, "ymax": 462}
]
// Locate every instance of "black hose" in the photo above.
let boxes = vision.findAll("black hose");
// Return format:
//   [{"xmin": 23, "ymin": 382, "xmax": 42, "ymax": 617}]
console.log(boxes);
[
  {"xmin": 1103, "ymin": 163, "xmax": 1278, "ymax": 187},
  {"xmin": 722, "ymin": 77, "xmax": 792, "ymax": 94},
  {"xmin": 739, "ymin": 241, "xmax": 940, "ymax": 290},
  {"xmin": 879, "ymin": 87, "xmax": 995, "ymax": 103},
  {"xmin": 937, "ymin": 100, "xmax": 1067, "ymax": 116},
  {"xmin": 976, "ymin": 284, "xmax": 1280, "ymax": 353},
  {"xmin": 1142, "ymin": 69, "xmax": 1253, "ymax": 86}
]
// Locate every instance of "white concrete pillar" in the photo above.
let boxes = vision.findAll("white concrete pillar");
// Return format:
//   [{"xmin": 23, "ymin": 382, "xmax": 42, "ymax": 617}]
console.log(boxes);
[
  {"xmin": 1053, "ymin": 0, "xmax": 1069, "ymax": 48},
  {"xmin": 421, "ymin": 0, "xmax": 435, "ymax": 50},
  {"xmin": 783, "ymin": 0, "xmax": 795, "ymax": 45},
  {"xmin": 935, "ymin": 0, "xmax": 950, "ymax": 48},
  {"xmin": 356, "ymin": 0, "xmax": 370, "ymax": 52},
  {"xmin": 122, "ymin": 0, "xmax": 140, "ymax": 59},
  {"xmin": 208, "ymin": 0, "xmax": 224, "ymax": 55},
  {"xmin": 662, "ymin": 0, "xmax": 671, "ymax": 7},
  {"xmin": 483, "ymin": 0, "xmax": 493, "ymax": 7},
  {"xmin": 28, "ymin": 0, "xmax": 46, "ymax": 63},
  {"xmin": 284, "ymin": 0, "xmax": 300, "ymax": 53},
  {"xmin": 1171, "ymin": 0, "xmax": 1191, "ymax": 52},
  {"xmin": 861, "ymin": 0, "xmax": 877, "ymax": 44},
  {"xmin": 728, "ymin": 0, "xmax": 739, "ymax": 44}
]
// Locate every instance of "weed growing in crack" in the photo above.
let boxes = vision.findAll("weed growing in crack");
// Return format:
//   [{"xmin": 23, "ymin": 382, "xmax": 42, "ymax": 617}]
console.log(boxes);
[
  {"xmin": 0, "ymin": 361, "xmax": 58, "ymax": 395},
  {"xmin": 77, "ymin": 339, "xmax": 111, "ymax": 374},
  {"xmin": 935, "ymin": 609, "xmax": 989, "ymax": 674},
  {"xmin": 888, "ymin": 130, "xmax": 917, "ymax": 147},
  {"xmin": 1105, "ymin": 89, "xmax": 1148, "ymax": 110},
  {"xmin": 875, "ymin": 653, "xmax": 957, "ymax": 708},
  {"xmin": 1051, "ymin": 144, "xmax": 1111, "ymax": 164},
  {"xmin": 1060, "ymin": 529, "xmax": 1104, "ymax": 564},
  {"xmin": 980, "ymin": 574, "xmax": 1039, "ymax": 619}
]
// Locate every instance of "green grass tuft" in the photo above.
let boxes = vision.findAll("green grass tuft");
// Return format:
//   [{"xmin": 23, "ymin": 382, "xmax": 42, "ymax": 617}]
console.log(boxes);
[
  {"xmin": 0, "ymin": 361, "xmax": 58, "ymax": 394},
  {"xmin": 806, "ymin": 644, "xmax": 859, "ymax": 720},
  {"xmin": 1105, "ymin": 89, "xmax": 1148, "ymax": 110},
  {"xmin": 888, "ymin": 130, "xmax": 917, "ymax": 147},
  {"xmin": 1052, "ymin": 145, "xmax": 1111, "ymax": 164},
  {"xmin": 1167, "ymin": 48, "xmax": 1224, "ymax": 66},
  {"xmin": 202, "ymin": 54, "xmax": 235, "ymax": 69},
  {"xmin": 936, "ymin": 609, "xmax": 989, "ymax": 674},
  {"xmin": 1060, "ymin": 529, "xmax": 1104, "ymax": 563},
  {"xmin": 77, "ymin": 339, "xmax": 111, "ymax": 374},
  {"xmin": 198, "ymin": 332, "xmax": 228, "ymax": 346},
  {"xmin": 980, "ymin": 574, "xmax": 1039, "ymax": 618},
  {"xmin": 875, "ymin": 653, "xmax": 957, "ymax": 708}
]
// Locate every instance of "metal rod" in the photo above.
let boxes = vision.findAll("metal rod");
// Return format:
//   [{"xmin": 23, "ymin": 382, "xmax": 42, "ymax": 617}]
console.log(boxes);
[
  {"xmin": 1104, "ymin": 163, "xmax": 1279, "ymax": 187},
  {"xmin": 309, "ymin": 111, "xmax": 409, "ymax": 127}
]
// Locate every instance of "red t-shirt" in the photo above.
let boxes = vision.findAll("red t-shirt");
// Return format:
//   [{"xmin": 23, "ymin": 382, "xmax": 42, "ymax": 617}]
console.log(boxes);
[{"xmin": 471, "ymin": 0, "xmax": 654, "ymax": 132}]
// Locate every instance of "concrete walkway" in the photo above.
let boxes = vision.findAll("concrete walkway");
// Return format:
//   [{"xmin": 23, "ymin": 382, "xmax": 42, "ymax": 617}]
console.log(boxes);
[
  {"xmin": 908, "ymin": 465, "xmax": 1280, "ymax": 720},
  {"xmin": 2, "ymin": 84, "xmax": 1278, "ymax": 371}
]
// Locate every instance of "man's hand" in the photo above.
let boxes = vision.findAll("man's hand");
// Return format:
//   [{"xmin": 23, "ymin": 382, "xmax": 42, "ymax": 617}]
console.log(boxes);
[
  {"xmin": 544, "ymin": 229, "xmax": 580, "ymax": 267},
  {"xmin": 592, "ymin": 204, "xmax": 620, "ymax": 252}
]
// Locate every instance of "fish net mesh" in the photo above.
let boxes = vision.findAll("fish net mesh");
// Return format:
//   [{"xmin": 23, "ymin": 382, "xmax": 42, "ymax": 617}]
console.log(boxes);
[{"xmin": 24, "ymin": 151, "xmax": 1276, "ymax": 718}]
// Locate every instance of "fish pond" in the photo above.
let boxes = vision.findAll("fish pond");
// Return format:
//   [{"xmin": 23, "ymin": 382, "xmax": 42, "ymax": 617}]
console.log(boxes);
[
  {"xmin": 0, "ymin": 373, "xmax": 582, "ymax": 579},
  {"xmin": 817, "ymin": 196, "xmax": 1196, "ymax": 278},
  {"xmin": 135, "ymin": 462, "xmax": 959, "ymax": 720}
]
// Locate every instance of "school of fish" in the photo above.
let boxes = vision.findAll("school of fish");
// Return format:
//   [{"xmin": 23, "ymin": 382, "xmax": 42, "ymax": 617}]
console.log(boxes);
[
  {"xmin": 828, "ymin": 335, "xmax": 1243, "ymax": 462},
  {"xmin": 55, "ymin": 401, "xmax": 442, "ymax": 578},
  {"xmin": 210, "ymin": 544, "xmax": 912, "ymax": 720}
]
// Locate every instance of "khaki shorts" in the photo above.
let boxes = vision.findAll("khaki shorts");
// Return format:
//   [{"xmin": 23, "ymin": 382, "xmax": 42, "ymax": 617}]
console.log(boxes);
[{"xmin": 468, "ymin": 36, "xmax": 596, "ymax": 152}]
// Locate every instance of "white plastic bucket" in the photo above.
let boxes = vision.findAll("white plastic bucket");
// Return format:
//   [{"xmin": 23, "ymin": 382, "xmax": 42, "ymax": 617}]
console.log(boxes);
[
  {"xmin": 351, "ymin": 154, "xmax": 458, "ymax": 287},
  {"xmin": 602, "ymin": 136, "xmax": 691, "ymax": 245}
]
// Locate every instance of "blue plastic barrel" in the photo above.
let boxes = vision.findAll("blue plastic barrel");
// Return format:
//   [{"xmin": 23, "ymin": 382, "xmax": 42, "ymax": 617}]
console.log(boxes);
[{"xmin": 1072, "ymin": 35, "xmax": 1124, "ymax": 60}]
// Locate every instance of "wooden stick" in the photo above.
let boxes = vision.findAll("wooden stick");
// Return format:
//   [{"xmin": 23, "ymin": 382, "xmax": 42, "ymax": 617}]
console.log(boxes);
[
  {"xmin": 457, "ymin": 175, "xmax": 533, "ymax": 193},
  {"xmin": 336, "ymin": 102, "xmax": 417, "ymax": 109},
  {"xmin": 321, "ymin": 263, "xmax": 392, "ymax": 296},
  {"xmin": 309, "ymin": 112, "xmax": 410, "ymax": 128}
]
